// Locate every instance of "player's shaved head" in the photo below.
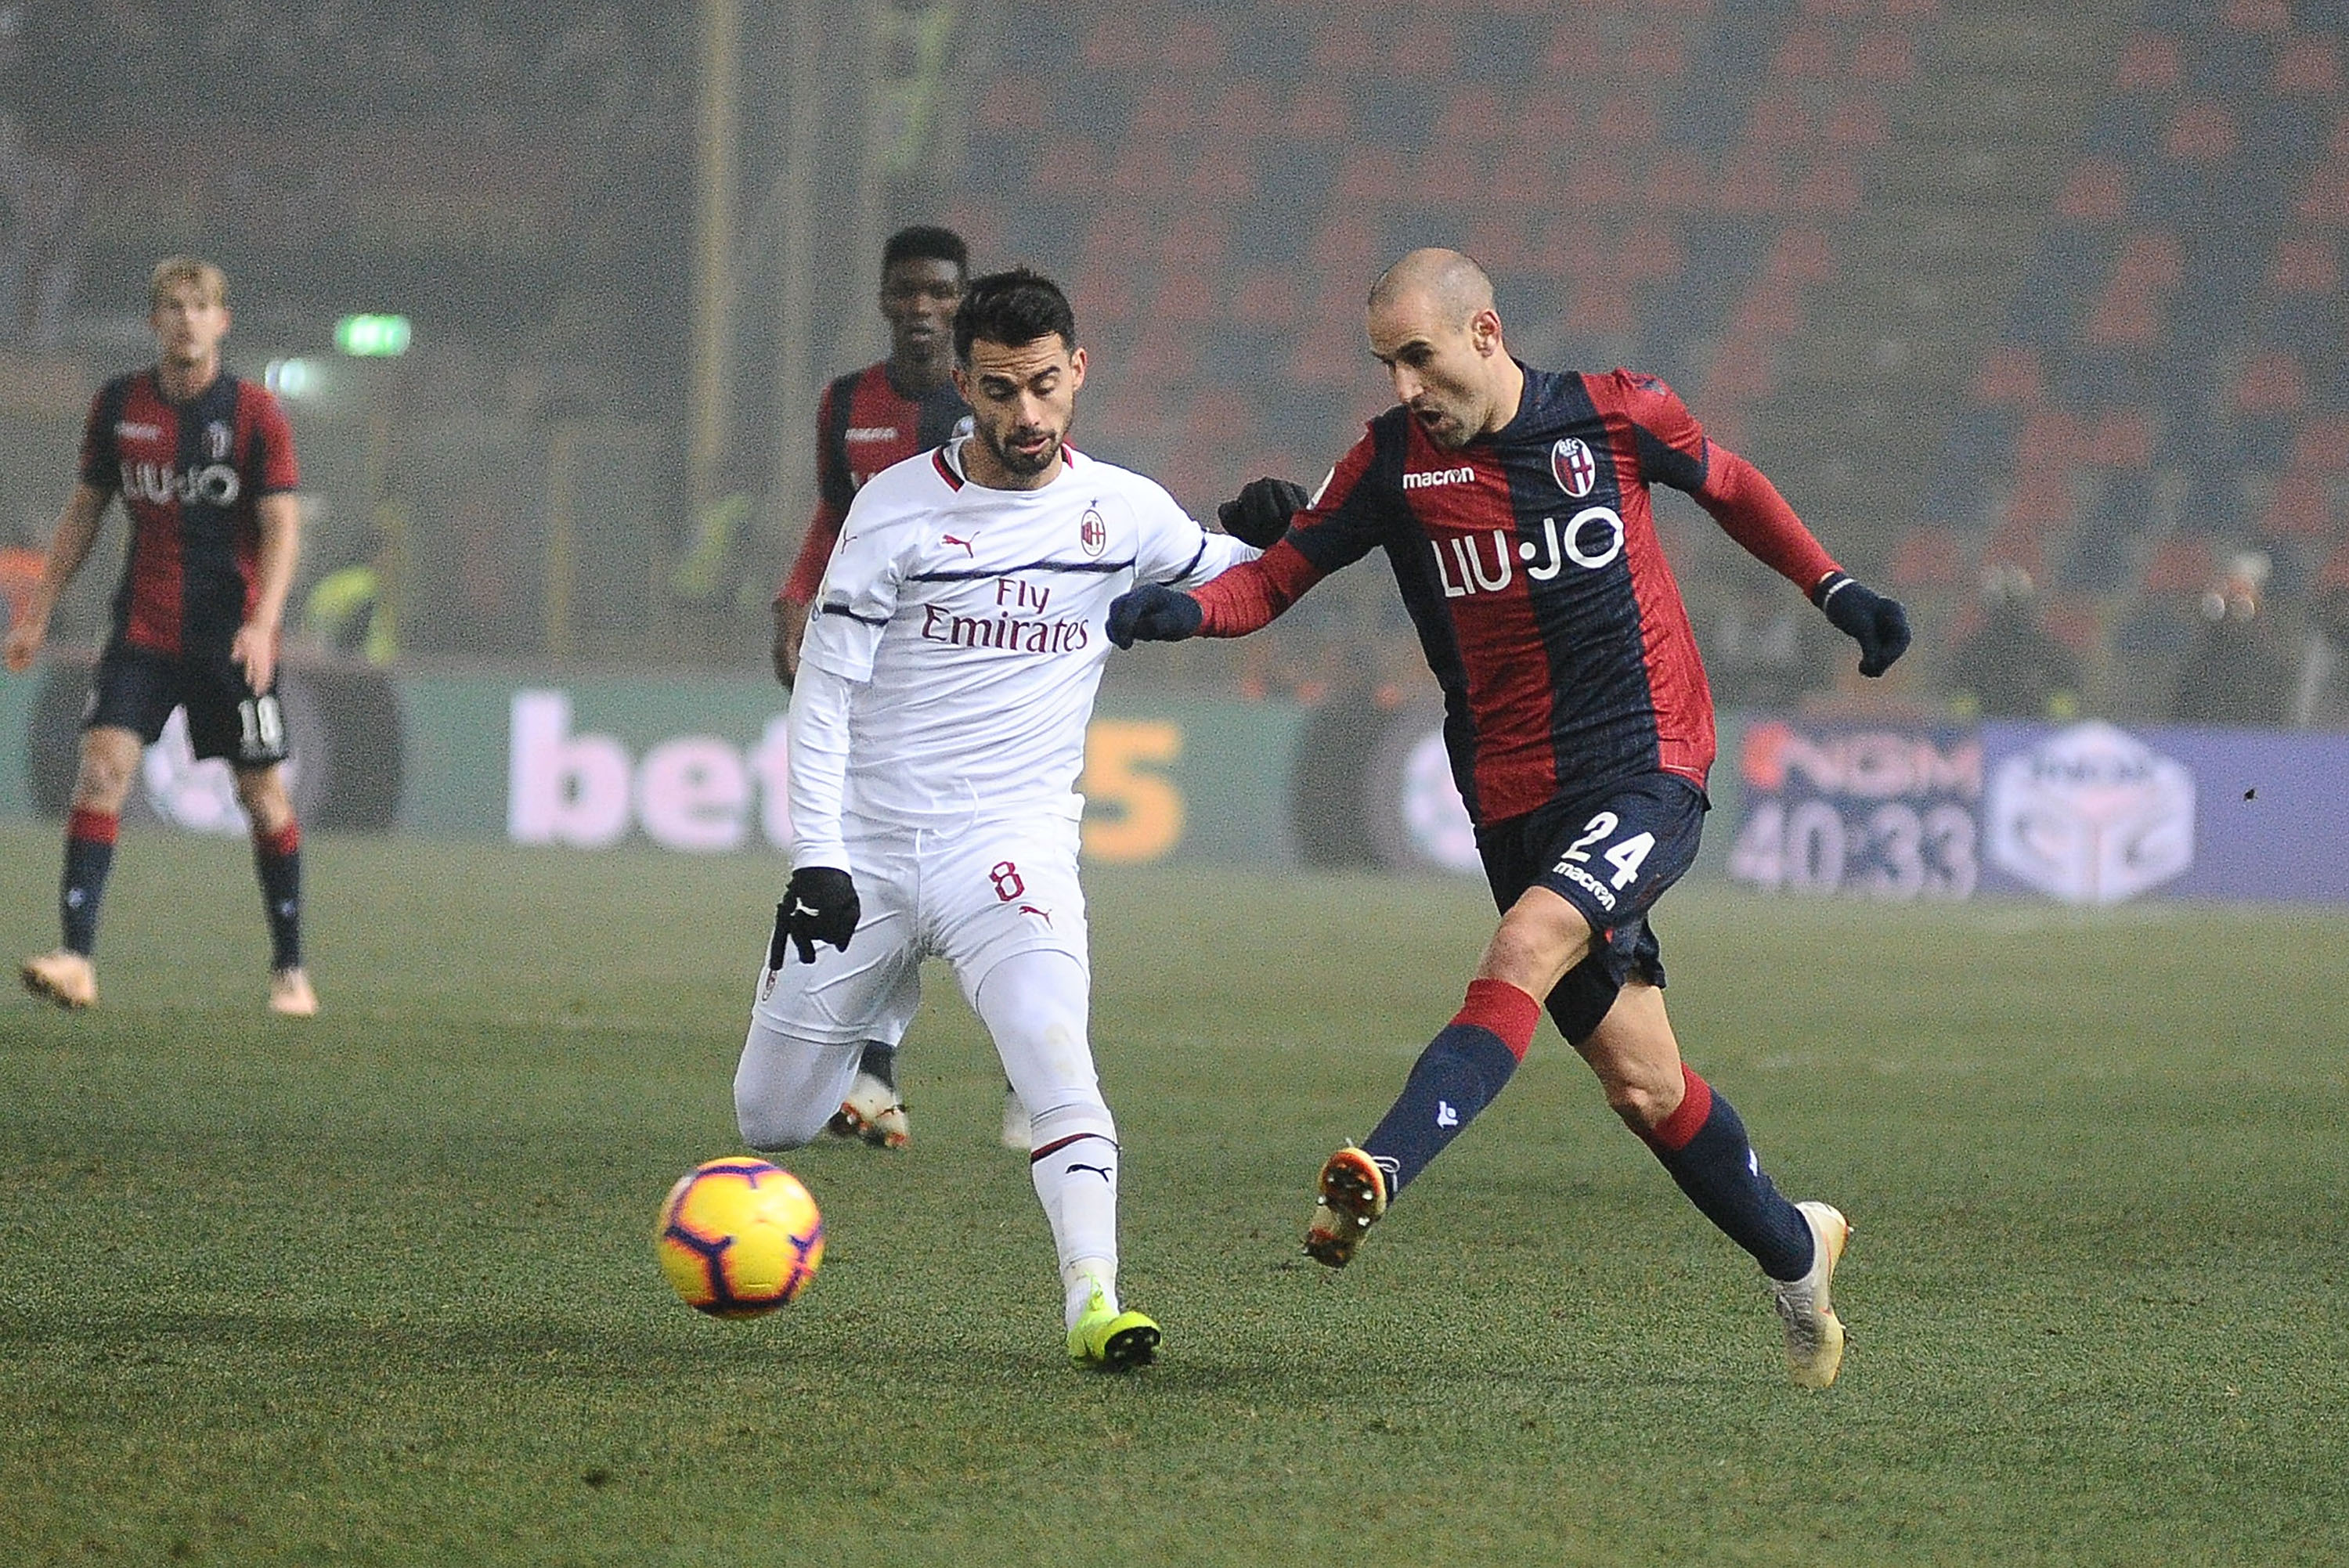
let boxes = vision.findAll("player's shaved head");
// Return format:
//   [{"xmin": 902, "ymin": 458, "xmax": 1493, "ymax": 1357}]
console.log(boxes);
[
  {"xmin": 1364, "ymin": 247, "xmax": 1521, "ymax": 449},
  {"xmin": 1368, "ymin": 248, "xmax": 1495, "ymax": 326}
]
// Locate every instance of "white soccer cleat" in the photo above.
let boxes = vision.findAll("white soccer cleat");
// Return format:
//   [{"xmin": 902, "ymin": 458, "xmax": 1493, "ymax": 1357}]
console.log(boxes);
[
  {"xmin": 827, "ymin": 1069, "xmax": 910, "ymax": 1149},
  {"xmin": 269, "ymin": 967, "xmax": 319, "ymax": 1017},
  {"xmin": 999, "ymin": 1083, "xmax": 1032, "ymax": 1151},
  {"xmin": 21, "ymin": 950, "xmax": 96, "ymax": 1010},
  {"xmin": 1770, "ymin": 1201, "xmax": 1850, "ymax": 1388}
]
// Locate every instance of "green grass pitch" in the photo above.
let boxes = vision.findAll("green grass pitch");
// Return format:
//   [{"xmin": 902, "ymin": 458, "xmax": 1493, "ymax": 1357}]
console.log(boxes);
[{"xmin": 2, "ymin": 822, "xmax": 2345, "ymax": 1566}]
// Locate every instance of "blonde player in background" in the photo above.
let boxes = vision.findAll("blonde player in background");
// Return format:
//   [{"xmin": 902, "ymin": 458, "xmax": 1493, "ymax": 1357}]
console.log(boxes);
[{"xmin": 731, "ymin": 269, "xmax": 1261, "ymax": 1369}]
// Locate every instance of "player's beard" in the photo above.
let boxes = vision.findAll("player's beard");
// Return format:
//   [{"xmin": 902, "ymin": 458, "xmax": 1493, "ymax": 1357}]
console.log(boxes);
[{"xmin": 981, "ymin": 420, "xmax": 1063, "ymax": 479}]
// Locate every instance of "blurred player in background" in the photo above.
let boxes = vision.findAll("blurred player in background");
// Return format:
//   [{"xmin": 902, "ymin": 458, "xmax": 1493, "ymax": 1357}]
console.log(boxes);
[
  {"xmin": 1110, "ymin": 249, "xmax": 1911, "ymax": 1387},
  {"xmin": 735, "ymin": 269, "xmax": 1261, "ymax": 1369},
  {"xmin": 5, "ymin": 257, "xmax": 316, "ymax": 1016},
  {"xmin": 770, "ymin": 223, "xmax": 983, "ymax": 1151}
]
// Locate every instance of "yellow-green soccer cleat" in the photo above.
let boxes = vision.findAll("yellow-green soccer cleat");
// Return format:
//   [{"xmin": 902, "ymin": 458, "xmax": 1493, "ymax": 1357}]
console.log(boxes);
[
  {"xmin": 1770, "ymin": 1201, "xmax": 1851, "ymax": 1388},
  {"xmin": 1303, "ymin": 1144, "xmax": 1389, "ymax": 1268},
  {"xmin": 1066, "ymin": 1285, "xmax": 1160, "ymax": 1372}
]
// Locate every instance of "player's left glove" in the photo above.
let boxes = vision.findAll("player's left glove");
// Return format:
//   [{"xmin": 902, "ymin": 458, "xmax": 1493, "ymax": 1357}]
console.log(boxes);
[
  {"xmin": 774, "ymin": 866, "xmax": 860, "ymax": 965},
  {"xmin": 1106, "ymin": 585, "xmax": 1204, "ymax": 648},
  {"xmin": 1813, "ymin": 571, "xmax": 1911, "ymax": 678},
  {"xmin": 1217, "ymin": 477, "xmax": 1308, "ymax": 549}
]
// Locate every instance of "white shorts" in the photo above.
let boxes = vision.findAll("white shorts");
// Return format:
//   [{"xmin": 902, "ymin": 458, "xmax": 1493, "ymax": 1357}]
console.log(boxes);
[{"xmin": 750, "ymin": 809, "xmax": 1089, "ymax": 1047}]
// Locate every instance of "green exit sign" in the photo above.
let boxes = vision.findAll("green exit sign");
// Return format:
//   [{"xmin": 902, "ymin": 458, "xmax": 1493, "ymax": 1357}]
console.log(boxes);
[{"xmin": 334, "ymin": 315, "xmax": 412, "ymax": 356}]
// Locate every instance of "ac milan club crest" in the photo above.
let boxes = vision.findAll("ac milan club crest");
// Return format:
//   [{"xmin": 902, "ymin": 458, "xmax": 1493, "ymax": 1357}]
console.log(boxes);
[
  {"xmin": 1078, "ymin": 506, "xmax": 1108, "ymax": 557},
  {"xmin": 1551, "ymin": 438, "xmax": 1597, "ymax": 498}
]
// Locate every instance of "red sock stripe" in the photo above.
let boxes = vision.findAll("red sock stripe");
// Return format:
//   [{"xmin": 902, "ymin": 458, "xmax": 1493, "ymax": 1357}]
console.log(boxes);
[
  {"xmin": 1028, "ymin": 1130, "xmax": 1113, "ymax": 1166},
  {"xmin": 1456, "ymin": 977, "xmax": 1541, "ymax": 1061},
  {"xmin": 254, "ymin": 821, "xmax": 301, "ymax": 858},
  {"xmin": 1647, "ymin": 1065, "xmax": 1713, "ymax": 1153},
  {"xmin": 67, "ymin": 809, "xmax": 118, "ymax": 845}
]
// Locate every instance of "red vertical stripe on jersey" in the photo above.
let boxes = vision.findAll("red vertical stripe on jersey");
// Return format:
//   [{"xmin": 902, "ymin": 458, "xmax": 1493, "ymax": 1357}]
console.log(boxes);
[
  {"xmin": 1599, "ymin": 413, "xmax": 1716, "ymax": 788},
  {"xmin": 233, "ymin": 391, "xmax": 270, "ymax": 625},
  {"xmin": 1402, "ymin": 421, "xmax": 1561, "ymax": 815},
  {"xmin": 122, "ymin": 384, "xmax": 186, "ymax": 656}
]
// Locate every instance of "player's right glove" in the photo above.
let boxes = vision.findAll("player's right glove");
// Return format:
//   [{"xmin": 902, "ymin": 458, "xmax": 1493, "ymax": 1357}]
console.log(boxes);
[
  {"xmin": 1106, "ymin": 585, "xmax": 1204, "ymax": 648},
  {"xmin": 1813, "ymin": 571, "xmax": 1912, "ymax": 678},
  {"xmin": 774, "ymin": 866, "xmax": 860, "ymax": 965},
  {"xmin": 1217, "ymin": 477, "xmax": 1308, "ymax": 549}
]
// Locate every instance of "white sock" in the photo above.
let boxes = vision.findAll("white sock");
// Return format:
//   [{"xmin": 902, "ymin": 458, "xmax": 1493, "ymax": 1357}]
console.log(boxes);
[
  {"xmin": 1062, "ymin": 1258, "xmax": 1117, "ymax": 1329},
  {"xmin": 972, "ymin": 950, "xmax": 1124, "ymax": 1328},
  {"xmin": 1031, "ymin": 1125, "xmax": 1120, "ymax": 1326}
]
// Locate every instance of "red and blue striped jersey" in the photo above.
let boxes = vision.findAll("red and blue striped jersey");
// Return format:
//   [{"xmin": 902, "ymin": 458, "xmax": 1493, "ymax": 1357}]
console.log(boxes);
[
  {"xmin": 777, "ymin": 362, "xmax": 972, "ymax": 606},
  {"xmin": 79, "ymin": 369, "xmax": 299, "ymax": 660},
  {"xmin": 1193, "ymin": 366, "xmax": 1841, "ymax": 825}
]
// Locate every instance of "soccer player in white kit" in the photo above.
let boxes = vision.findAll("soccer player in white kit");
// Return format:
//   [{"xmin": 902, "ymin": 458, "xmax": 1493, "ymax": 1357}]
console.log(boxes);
[{"xmin": 733, "ymin": 269, "xmax": 1258, "ymax": 1370}]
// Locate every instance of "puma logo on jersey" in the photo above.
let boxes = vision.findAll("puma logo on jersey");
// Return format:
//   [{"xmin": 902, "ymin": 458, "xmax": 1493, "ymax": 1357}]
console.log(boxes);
[
  {"xmin": 1018, "ymin": 904, "xmax": 1053, "ymax": 926},
  {"xmin": 942, "ymin": 533, "xmax": 976, "ymax": 556},
  {"xmin": 1065, "ymin": 1162, "xmax": 1115, "ymax": 1182}
]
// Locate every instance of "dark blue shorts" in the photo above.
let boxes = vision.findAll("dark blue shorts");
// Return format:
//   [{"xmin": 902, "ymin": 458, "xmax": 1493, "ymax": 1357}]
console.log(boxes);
[
  {"xmin": 85, "ymin": 644, "xmax": 290, "ymax": 766},
  {"xmin": 1474, "ymin": 773, "xmax": 1709, "ymax": 1045}
]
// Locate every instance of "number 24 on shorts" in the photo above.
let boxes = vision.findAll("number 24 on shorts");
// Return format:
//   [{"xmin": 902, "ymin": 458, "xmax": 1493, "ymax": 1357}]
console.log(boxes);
[{"xmin": 1553, "ymin": 811, "xmax": 1654, "ymax": 890}]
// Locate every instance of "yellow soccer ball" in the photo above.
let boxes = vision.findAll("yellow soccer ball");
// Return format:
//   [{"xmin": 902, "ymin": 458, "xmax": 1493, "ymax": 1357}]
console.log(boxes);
[{"xmin": 656, "ymin": 1157, "xmax": 824, "ymax": 1317}]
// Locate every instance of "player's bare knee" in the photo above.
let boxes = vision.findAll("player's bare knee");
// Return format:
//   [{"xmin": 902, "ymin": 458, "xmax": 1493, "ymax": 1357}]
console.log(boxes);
[
  {"xmin": 1599, "ymin": 1065, "xmax": 1686, "ymax": 1132},
  {"xmin": 234, "ymin": 766, "xmax": 294, "ymax": 831},
  {"xmin": 1481, "ymin": 898, "xmax": 1589, "ymax": 994},
  {"xmin": 71, "ymin": 731, "xmax": 139, "ymax": 812}
]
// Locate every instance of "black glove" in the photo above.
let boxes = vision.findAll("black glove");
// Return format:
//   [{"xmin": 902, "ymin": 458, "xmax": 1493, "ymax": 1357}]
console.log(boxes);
[
  {"xmin": 772, "ymin": 867, "xmax": 859, "ymax": 965},
  {"xmin": 1813, "ymin": 571, "xmax": 1912, "ymax": 678},
  {"xmin": 1218, "ymin": 477, "xmax": 1308, "ymax": 549},
  {"xmin": 1106, "ymin": 585, "xmax": 1204, "ymax": 649}
]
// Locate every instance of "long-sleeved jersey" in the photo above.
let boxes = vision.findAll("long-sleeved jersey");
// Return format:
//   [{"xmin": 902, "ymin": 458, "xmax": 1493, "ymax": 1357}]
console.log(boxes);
[
  {"xmin": 1191, "ymin": 366, "xmax": 1841, "ymax": 825},
  {"xmin": 789, "ymin": 438, "xmax": 1255, "ymax": 866}
]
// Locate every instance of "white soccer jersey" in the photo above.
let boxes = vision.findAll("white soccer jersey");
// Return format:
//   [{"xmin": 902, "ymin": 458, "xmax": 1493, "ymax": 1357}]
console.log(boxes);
[{"xmin": 790, "ymin": 438, "xmax": 1254, "ymax": 860}]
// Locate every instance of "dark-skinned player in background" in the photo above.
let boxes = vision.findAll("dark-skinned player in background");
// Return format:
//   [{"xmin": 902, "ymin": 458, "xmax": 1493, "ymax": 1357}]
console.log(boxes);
[
  {"xmin": 1110, "ymin": 249, "xmax": 1910, "ymax": 1387},
  {"xmin": 770, "ymin": 224, "xmax": 979, "ymax": 1151}
]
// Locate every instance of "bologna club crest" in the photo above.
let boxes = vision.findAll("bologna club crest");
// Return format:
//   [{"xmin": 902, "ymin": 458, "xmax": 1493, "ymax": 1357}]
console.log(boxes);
[
  {"xmin": 1551, "ymin": 438, "xmax": 1597, "ymax": 499},
  {"xmin": 1078, "ymin": 506, "xmax": 1108, "ymax": 557}
]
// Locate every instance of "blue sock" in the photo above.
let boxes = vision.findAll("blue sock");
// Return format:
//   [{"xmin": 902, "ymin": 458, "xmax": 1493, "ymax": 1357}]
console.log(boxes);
[
  {"xmin": 253, "ymin": 823, "xmax": 303, "ymax": 971},
  {"xmin": 1643, "ymin": 1065, "xmax": 1814, "ymax": 1281},
  {"xmin": 1361, "ymin": 979, "xmax": 1539, "ymax": 1198},
  {"xmin": 61, "ymin": 809, "xmax": 117, "ymax": 957}
]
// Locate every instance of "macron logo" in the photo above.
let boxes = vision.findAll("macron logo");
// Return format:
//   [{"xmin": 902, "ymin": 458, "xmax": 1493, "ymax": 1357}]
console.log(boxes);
[{"xmin": 1402, "ymin": 466, "xmax": 1477, "ymax": 491}]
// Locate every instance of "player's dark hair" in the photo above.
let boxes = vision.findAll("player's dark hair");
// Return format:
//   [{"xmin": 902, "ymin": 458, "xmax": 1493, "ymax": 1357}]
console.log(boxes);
[
  {"xmin": 882, "ymin": 225, "xmax": 969, "ymax": 279},
  {"xmin": 954, "ymin": 269, "xmax": 1076, "ymax": 362}
]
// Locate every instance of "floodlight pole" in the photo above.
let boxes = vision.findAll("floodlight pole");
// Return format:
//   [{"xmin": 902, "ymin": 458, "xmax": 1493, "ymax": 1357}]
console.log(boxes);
[{"xmin": 684, "ymin": 0, "xmax": 742, "ymax": 642}]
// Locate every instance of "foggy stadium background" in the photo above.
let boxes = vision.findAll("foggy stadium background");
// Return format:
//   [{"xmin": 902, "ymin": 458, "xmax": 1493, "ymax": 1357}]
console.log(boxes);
[{"xmin": 4, "ymin": 0, "xmax": 2347, "ymax": 732}]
